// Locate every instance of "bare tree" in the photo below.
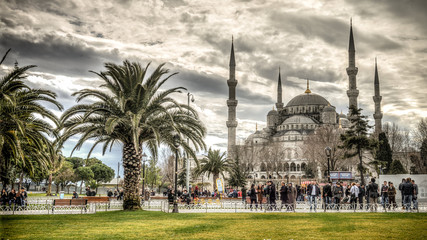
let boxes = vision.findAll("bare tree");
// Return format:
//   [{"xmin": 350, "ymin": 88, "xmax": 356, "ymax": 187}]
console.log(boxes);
[
  {"xmin": 412, "ymin": 118, "xmax": 427, "ymax": 149},
  {"xmin": 301, "ymin": 125, "xmax": 351, "ymax": 174},
  {"xmin": 159, "ymin": 148, "xmax": 175, "ymax": 190}
]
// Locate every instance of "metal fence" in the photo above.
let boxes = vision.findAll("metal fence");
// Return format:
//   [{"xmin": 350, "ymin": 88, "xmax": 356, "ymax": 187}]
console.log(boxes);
[{"xmin": 1, "ymin": 199, "xmax": 425, "ymax": 215}]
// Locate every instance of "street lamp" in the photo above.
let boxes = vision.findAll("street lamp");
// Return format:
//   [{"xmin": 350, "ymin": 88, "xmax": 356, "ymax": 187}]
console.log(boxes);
[
  {"xmin": 186, "ymin": 92, "xmax": 195, "ymax": 192},
  {"xmin": 173, "ymin": 133, "xmax": 181, "ymax": 213},
  {"xmin": 325, "ymin": 146, "xmax": 332, "ymax": 182},
  {"xmin": 142, "ymin": 152, "xmax": 147, "ymax": 200}
]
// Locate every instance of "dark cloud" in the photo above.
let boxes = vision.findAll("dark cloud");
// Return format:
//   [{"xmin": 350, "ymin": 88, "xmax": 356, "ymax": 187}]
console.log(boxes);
[
  {"xmin": 0, "ymin": 31, "xmax": 121, "ymax": 77},
  {"xmin": 268, "ymin": 11, "xmax": 402, "ymax": 53},
  {"xmin": 347, "ymin": 0, "xmax": 427, "ymax": 34}
]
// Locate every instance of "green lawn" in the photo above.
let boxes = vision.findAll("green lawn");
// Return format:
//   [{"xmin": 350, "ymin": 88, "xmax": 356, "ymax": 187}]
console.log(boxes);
[{"xmin": 1, "ymin": 211, "xmax": 426, "ymax": 240}]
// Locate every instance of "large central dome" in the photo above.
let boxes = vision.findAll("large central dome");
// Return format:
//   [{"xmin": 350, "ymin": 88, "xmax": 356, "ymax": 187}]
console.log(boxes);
[{"xmin": 286, "ymin": 92, "xmax": 330, "ymax": 107}]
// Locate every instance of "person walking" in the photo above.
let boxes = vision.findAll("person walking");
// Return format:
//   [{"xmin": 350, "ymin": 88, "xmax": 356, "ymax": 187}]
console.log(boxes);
[
  {"xmin": 249, "ymin": 184, "xmax": 258, "ymax": 211},
  {"xmin": 380, "ymin": 181, "xmax": 389, "ymax": 208},
  {"xmin": 411, "ymin": 180, "xmax": 418, "ymax": 211},
  {"xmin": 323, "ymin": 181, "xmax": 332, "ymax": 210},
  {"xmin": 402, "ymin": 178, "xmax": 413, "ymax": 212},
  {"xmin": 307, "ymin": 180, "xmax": 320, "ymax": 212},
  {"xmin": 388, "ymin": 182, "xmax": 397, "ymax": 209},
  {"xmin": 350, "ymin": 182, "xmax": 359, "ymax": 210},
  {"xmin": 367, "ymin": 178, "xmax": 379, "ymax": 212}
]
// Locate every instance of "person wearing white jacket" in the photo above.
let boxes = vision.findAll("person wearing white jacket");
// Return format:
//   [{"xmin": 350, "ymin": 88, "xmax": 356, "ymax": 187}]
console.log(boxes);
[{"xmin": 350, "ymin": 182, "xmax": 359, "ymax": 210}]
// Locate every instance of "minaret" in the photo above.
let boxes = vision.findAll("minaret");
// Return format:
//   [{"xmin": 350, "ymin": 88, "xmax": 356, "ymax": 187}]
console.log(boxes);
[
  {"xmin": 226, "ymin": 37, "xmax": 238, "ymax": 157},
  {"xmin": 346, "ymin": 19, "xmax": 359, "ymax": 116},
  {"xmin": 373, "ymin": 58, "xmax": 383, "ymax": 135},
  {"xmin": 275, "ymin": 67, "xmax": 284, "ymax": 110}
]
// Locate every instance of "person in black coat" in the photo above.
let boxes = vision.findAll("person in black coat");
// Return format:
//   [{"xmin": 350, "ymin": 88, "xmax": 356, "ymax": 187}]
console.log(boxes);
[
  {"xmin": 358, "ymin": 184, "xmax": 365, "ymax": 210},
  {"xmin": 1, "ymin": 189, "xmax": 8, "ymax": 206},
  {"xmin": 280, "ymin": 182, "xmax": 287, "ymax": 205},
  {"xmin": 323, "ymin": 181, "xmax": 332, "ymax": 209},
  {"xmin": 367, "ymin": 178, "xmax": 379, "ymax": 212},
  {"xmin": 267, "ymin": 181, "xmax": 276, "ymax": 210},
  {"xmin": 249, "ymin": 184, "xmax": 258, "ymax": 210},
  {"xmin": 402, "ymin": 178, "xmax": 414, "ymax": 211},
  {"xmin": 8, "ymin": 189, "xmax": 16, "ymax": 206}
]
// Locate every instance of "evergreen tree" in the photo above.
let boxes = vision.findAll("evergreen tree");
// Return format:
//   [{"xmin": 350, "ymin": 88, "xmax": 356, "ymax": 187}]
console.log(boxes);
[
  {"xmin": 390, "ymin": 159, "xmax": 407, "ymax": 174},
  {"xmin": 340, "ymin": 107, "xmax": 377, "ymax": 185},
  {"xmin": 375, "ymin": 132, "xmax": 393, "ymax": 174},
  {"xmin": 228, "ymin": 156, "xmax": 247, "ymax": 189}
]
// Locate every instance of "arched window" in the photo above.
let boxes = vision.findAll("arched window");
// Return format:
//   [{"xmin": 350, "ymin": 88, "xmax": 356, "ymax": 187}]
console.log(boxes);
[
  {"xmin": 285, "ymin": 163, "xmax": 289, "ymax": 171},
  {"xmin": 260, "ymin": 162, "xmax": 266, "ymax": 171},
  {"xmin": 261, "ymin": 175, "xmax": 266, "ymax": 179},
  {"xmin": 267, "ymin": 163, "xmax": 272, "ymax": 171},
  {"xmin": 297, "ymin": 164, "xmax": 300, "ymax": 171},
  {"xmin": 277, "ymin": 163, "xmax": 283, "ymax": 171},
  {"xmin": 301, "ymin": 163, "xmax": 307, "ymax": 171},
  {"xmin": 290, "ymin": 162, "xmax": 296, "ymax": 171},
  {"xmin": 291, "ymin": 175, "xmax": 296, "ymax": 179}
]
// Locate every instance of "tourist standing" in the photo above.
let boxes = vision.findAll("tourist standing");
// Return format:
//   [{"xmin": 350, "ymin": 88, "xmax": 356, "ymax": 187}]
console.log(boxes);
[
  {"xmin": 402, "ymin": 178, "xmax": 413, "ymax": 212},
  {"xmin": 358, "ymin": 183, "xmax": 365, "ymax": 210},
  {"xmin": 1, "ymin": 189, "xmax": 8, "ymax": 206},
  {"xmin": 285, "ymin": 183, "xmax": 297, "ymax": 211},
  {"xmin": 367, "ymin": 178, "xmax": 379, "ymax": 212},
  {"xmin": 249, "ymin": 184, "xmax": 258, "ymax": 210},
  {"xmin": 332, "ymin": 182, "xmax": 343, "ymax": 211},
  {"xmin": 350, "ymin": 182, "xmax": 359, "ymax": 210},
  {"xmin": 412, "ymin": 180, "xmax": 418, "ymax": 211},
  {"xmin": 398, "ymin": 178, "xmax": 405, "ymax": 209},
  {"xmin": 380, "ymin": 181, "xmax": 389, "ymax": 208},
  {"xmin": 257, "ymin": 185, "xmax": 264, "ymax": 209},
  {"xmin": 241, "ymin": 185, "xmax": 247, "ymax": 204},
  {"xmin": 323, "ymin": 181, "xmax": 332, "ymax": 209},
  {"xmin": 388, "ymin": 182, "xmax": 397, "ymax": 209},
  {"xmin": 280, "ymin": 182, "xmax": 287, "ymax": 208},
  {"xmin": 307, "ymin": 180, "xmax": 320, "ymax": 212}
]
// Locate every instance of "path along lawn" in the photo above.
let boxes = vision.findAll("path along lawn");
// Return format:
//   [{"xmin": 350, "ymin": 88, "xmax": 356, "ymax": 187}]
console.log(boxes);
[{"xmin": 1, "ymin": 211, "xmax": 426, "ymax": 240}]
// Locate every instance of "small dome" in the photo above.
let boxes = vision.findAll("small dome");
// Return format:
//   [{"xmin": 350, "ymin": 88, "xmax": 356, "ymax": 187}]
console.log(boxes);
[
  {"xmin": 286, "ymin": 92, "xmax": 330, "ymax": 107},
  {"xmin": 282, "ymin": 115, "xmax": 315, "ymax": 124},
  {"xmin": 268, "ymin": 109, "xmax": 278, "ymax": 116},
  {"xmin": 339, "ymin": 112, "xmax": 347, "ymax": 118}
]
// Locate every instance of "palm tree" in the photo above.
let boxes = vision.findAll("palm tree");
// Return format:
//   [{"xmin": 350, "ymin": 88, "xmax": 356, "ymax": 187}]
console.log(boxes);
[
  {"xmin": 0, "ymin": 49, "xmax": 63, "ymax": 186},
  {"xmin": 61, "ymin": 60, "xmax": 206, "ymax": 210},
  {"xmin": 197, "ymin": 149, "xmax": 232, "ymax": 191}
]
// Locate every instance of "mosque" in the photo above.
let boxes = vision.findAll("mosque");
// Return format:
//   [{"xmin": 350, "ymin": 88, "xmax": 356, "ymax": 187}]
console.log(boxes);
[{"xmin": 225, "ymin": 21, "xmax": 383, "ymax": 183}]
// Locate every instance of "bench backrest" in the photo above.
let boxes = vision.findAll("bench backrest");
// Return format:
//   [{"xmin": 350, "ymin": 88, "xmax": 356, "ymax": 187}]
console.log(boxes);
[
  {"xmin": 82, "ymin": 196, "xmax": 110, "ymax": 203},
  {"xmin": 70, "ymin": 199, "xmax": 87, "ymax": 205},
  {"xmin": 53, "ymin": 199, "xmax": 71, "ymax": 206}
]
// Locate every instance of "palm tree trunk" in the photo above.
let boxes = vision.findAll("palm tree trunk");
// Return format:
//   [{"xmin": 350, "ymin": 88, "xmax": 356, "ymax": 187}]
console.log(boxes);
[
  {"xmin": 18, "ymin": 172, "xmax": 24, "ymax": 190},
  {"xmin": 46, "ymin": 173, "xmax": 52, "ymax": 196},
  {"xmin": 122, "ymin": 143, "xmax": 142, "ymax": 210},
  {"xmin": 213, "ymin": 173, "xmax": 219, "ymax": 191}
]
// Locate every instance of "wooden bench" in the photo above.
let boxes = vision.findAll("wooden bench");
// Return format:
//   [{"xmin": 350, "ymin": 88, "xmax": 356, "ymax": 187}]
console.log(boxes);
[
  {"xmin": 82, "ymin": 196, "xmax": 110, "ymax": 203},
  {"xmin": 52, "ymin": 199, "xmax": 87, "ymax": 212}
]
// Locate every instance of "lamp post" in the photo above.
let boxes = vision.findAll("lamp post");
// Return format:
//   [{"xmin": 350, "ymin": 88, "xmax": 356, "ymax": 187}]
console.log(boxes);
[
  {"xmin": 142, "ymin": 153, "xmax": 147, "ymax": 199},
  {"xmin": 186, "ymin": 92, "xmax": 195, "ymax": 192},
  {"xmin": 325, "ymin": 147, "xmax": 332, "ymax": 182},
  {"xmin": 117, "ymin": 162, "xmax": 120, "ymax": 190},
  {"xmin": 173, "ymin": 133, "xmax": 181, "ymax": 213}
]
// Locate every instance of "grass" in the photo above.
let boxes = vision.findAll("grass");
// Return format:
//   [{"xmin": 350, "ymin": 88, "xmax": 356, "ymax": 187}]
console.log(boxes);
[{"xmin": 1, "ymin": 211, "xmax": 426, "ymax": 240}]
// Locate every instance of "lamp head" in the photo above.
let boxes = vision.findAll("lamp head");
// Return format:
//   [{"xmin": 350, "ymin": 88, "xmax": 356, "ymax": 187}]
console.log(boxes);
[
  {"xmin": 173, "ymin": 133, "xmax": 181, "ymax": 148},
  {"xmin": 324, "ymin": 146, "xmax": 332, "ymax": 156}
]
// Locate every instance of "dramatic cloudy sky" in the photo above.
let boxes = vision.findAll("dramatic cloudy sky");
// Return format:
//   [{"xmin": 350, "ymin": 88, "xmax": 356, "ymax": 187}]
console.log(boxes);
[{"xmin": 1, "ymin": 0, "xmax": 426, "ymax": 173}]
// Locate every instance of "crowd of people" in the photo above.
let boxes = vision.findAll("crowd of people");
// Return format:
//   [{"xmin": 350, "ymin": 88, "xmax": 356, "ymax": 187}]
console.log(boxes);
[
  {"xmin": 162, "ymin": 177, "xmax": 419, "ymax": 213},
  {"xmin": 0, "ymin": 187, "xmax": 28, "ymax": 207}
]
